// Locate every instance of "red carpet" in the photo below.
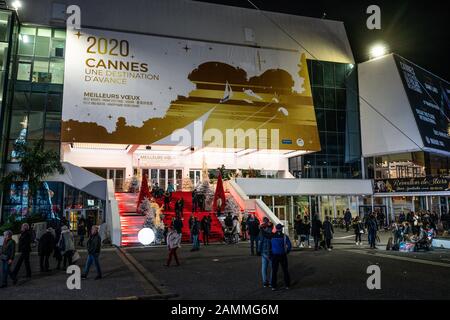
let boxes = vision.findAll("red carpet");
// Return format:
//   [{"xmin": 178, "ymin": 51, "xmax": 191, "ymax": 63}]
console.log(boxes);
[
  {"xmin": 115, "ymin": 191, "xmax": 224, "ymax": 246},
  {"xmin": 157, "ymin": 191, "xmax": 224, "ymax": 243}
]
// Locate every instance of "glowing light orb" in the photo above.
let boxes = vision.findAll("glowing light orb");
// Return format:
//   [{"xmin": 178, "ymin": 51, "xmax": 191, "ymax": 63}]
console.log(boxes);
[{"xmin": 138, "ymin": 228, "xmax": 155, "ymax": 245}]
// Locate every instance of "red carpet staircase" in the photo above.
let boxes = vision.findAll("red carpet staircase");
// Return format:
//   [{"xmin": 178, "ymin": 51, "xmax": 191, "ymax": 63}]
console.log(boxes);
[{"xmin": 115, "ymin": 191, "xmax": 224, "ymax": 246}]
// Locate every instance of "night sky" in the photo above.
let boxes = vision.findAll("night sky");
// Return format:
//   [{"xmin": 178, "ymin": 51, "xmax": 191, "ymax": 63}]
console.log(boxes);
[{"xmin": 196, "ymin": 0, "xmax": 450, "ymax": 81}]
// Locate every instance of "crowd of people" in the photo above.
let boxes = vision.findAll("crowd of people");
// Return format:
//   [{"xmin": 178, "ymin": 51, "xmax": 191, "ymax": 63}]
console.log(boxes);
[{"xmin": 1, "ymin": 217, "xmax": 103, "ymax": 288}]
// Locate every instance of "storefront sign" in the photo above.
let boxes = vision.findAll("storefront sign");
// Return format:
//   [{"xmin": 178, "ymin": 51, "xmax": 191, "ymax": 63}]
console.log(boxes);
[
  {"xmin": 394, "ymin": 55, "xmax": 450, "ymax": 153},
  {"xmin": 374, "ymin": 176, "xmax": 450, "ymax": 193},
  {"xmin": 62, "ymin": 27, "xmax": 320, "ymax": 151}
]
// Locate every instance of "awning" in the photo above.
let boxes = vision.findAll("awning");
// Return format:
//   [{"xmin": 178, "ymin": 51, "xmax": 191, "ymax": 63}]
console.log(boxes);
[
  {"xmin": 46, "ymin": 162, "xmax": 107, "ymax": 200},
  {"xmin": 236, "ymin": 178, "xmax": 373, "ymax": 196}
]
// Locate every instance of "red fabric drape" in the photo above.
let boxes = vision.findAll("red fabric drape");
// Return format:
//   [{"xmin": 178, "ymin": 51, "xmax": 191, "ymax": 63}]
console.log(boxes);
[
  {"xmin": 136, "ymin": 174, "xmax": 152, "ymax": 213},
  {"xmin": 213, "ymin": 172, "xmax": 226, "ymax": 212}
]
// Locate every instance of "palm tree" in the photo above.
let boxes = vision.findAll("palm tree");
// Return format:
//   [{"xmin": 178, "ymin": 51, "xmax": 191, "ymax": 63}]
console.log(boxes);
[{"xmin": 1, "ymin": 139, "xmax": 65, "ymax": 216}]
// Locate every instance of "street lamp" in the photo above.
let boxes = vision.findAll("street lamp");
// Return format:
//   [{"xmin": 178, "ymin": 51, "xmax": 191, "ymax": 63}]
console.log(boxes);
[
  {"xmin": 11, "ymin": 0, "xmax": 22, "ymax": 10},
  {"xmin": 369, "ymin": 44, "xmax": 387, "ymax": 59}
]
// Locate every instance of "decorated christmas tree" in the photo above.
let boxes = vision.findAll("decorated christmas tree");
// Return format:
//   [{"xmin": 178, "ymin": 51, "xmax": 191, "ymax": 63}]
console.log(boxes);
[
  {"xmin": 140, "ymin": 197, "xmax": 165, "ymax": 244},
  {"xmin": 223, "ymin": 196, "xmax": 241, "ymax": 217},
  {"xmin": 195, "ymin": 180, "xmax": 214, "ymax": 211},
  {"xmin": 182, "ymin": 175, "xmax": 194, "ymax": 191},
  {"xmin": 128, "ymin": 175, "xmax": 140, "ymax": 193}
]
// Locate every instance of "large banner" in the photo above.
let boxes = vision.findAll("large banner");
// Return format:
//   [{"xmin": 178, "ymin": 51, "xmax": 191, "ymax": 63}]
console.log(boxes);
[
  {"xmin": 394, "ymin": 55, "xmax": 450, "ymax": 153},
  {"xmin": 374, "ymin": 176, "xmax": 450, "ymax": 193},
  {"xmin": 62, "ymin": 27, "xmax": 320, "ymax": 151}
]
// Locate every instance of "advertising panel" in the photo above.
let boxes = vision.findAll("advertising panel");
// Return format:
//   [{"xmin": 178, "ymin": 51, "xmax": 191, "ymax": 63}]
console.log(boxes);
[{"xmin": 62, "ymin": 27, "xmax": 320, "ymax": 151}]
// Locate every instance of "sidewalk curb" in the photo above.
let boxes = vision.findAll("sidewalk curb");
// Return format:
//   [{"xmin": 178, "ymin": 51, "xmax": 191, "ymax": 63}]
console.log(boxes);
[{"xmin": 115, "ymin": 246, "xmax": 175, "ymax": 298}]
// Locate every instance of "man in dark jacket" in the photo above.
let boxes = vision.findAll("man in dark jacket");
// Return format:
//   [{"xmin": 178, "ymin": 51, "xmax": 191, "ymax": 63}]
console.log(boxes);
[
  {"xmin": 1, "ymin": 230, "xmax": 15, "ymax": 288},
  {"xmin": 258, "ymin": 220, "xmax": 273, "ymax": 287},
  {"xmin": 200, "ymin": 215, "xmax": 211, "ymax": 246},
  {"xmin": 367, "ymin": 213, "xmax": 378, "ymax": 249},
  {"xmin": 246, "ymin": 214, "xmax": 261, "ymax": 255},
  {"xmin": 311, "ymin": 215, "xmax": 323, "ymax": 251},
  {"xmin": 82, "ymin": 225, "xmax": 102, "ymax": 280},
  {"xmin": 322, "ymin": 216, "xmax": 334, "ymax": 251},
  {"xmin": 270, "ymin": 224, "xmax": 292, "ymax": 291},
  {"xmin": 344, "ymin": 209, "xmax": 352, "ymax": 232},
  {"xmin": 11, "ymin": 223, "xmax": 32, "ymax": 284},
  {"xmin": 38, "ymin": 228, "xmax": 55, "ymax": 272}
]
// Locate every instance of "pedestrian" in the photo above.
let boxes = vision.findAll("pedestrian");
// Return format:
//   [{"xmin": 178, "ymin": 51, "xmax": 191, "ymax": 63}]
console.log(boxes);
[
  {"xmin": 377, "ymin": 210, "xmax": 385, "ymax": 230},
  {"xmin": 1, "ymin": 230, "xmax": 15, "ymax": 288},
  {"xmin": 179, "ymin": 198, "xmax": 184, "ymax": 214},
  {"xmin": 192, "ymin": 189, "xmax": 198, "ymax": 212},
  {"xmin": 77, "ymin": 217, "xmax": 86, "ymax": 247},
  {"xmin": 241, "ymin": 215, "xmax": 248, "ymax": 240},
  {"xmin": 82, "ymin": 225, "xmax": 102, "ymax": 280},
  {"xmin": 173, "ymin": 214, "xmax": 183, "ymax": 234},
  {"xmin": 165, "ymin": 226, "xmax": 181, "ymax": 267},
  {"xmin": 258, "ymin": 220, "xmax": 273, "ymax": 288},
  {"xmin": 303, "ymin": 216, "xmax": 311, "ymax": 248},
  {"xmin": 344, "ymin": 208, "xmax": 352, "ymax": 232},
  {"xmin": 10, "ymin": 223, "xmax": 32, "ymax": 284},
  {"xmin": 353, "ymin": 216, "xmax": 364, "ymax": 245},
  {"xmin": 190, "ymin": 217, "xmax": 200, "ymax": 251},
  {"xmin": 38, "ymin": 227, "xmax": 55, "ymax": 272},
  {"xmin": 270, "ymin": 224, "xmax": 291, "ymax": 291},
  {"xmin": 311, "ymin": 214, "xmax": 322, "ymax": 251},
  {"xmin": 247, "ymin": 214, "xmax": 261, "ymax": 255},
  {"xmin": 59, "ymin": 225, "xmax": 75, "ymax": 269},
  {"xmin": 164, "ymin": 191, "xmax": 171, "ymax": 211},
  {"xmin": 200, "ymin": 215, "xmax": 211, "ymax": 245},
  {"xmin": 367, "ymin": 213, "xmax": 378, "ymax": 249},
  {"xmin": 322, "ymin": 216, "xmax": 334, "ymax": 251}
]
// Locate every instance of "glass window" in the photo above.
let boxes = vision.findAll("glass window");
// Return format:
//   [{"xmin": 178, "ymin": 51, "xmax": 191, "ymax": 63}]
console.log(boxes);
[
  {"xmin": 32, "ymin": 60, "xmax": 51, "ymax": 83},
  {"xmin": 37, "ymin": 28, "xmax": 52, "ymax": 37},
  {"xmin": 312, "ymin": 87, "xmax": 324, "ymax": 108},
  {"xmin": 46, "ymin": 93, "xmax": 62, "ymax": 112},
  {"xmin": 325, "ymin": 110, "xmax": 337, "ymax": 132},
  {"xmin": 49, "ymin": 59, "xmax": 64, "ymax": 83},
  {"xmin": 335, "ymin": 64, "xmax": 346, "ymax": 88},
  {"xmin": 315, "ymin": 109, "xmax": 326, "ymax": 131},
  {"xmin": 51, "ymin": 39, "xmax": 65, "ymax": 57},
  {"xmin": 20, "ymin": 26, "xmax": 36, "ymax": 36},
  {"xmin": 9, "ymin": 111, "xmax": 28, "ymax": 139},
  {"xmin": 324, "ymin": 88, "xmax": 335, "ymax": 109},
  {"xmin": 18, "ymin": 34, "xmax": 35, "ymax": 56},
  {"xmin": 17, "ymin": 61, "xmax": 32, "ymax": 81},
  {"xmin": 323, "ymin": 62, "xmax": 334, "ymax": 87},
  {"xmin": 337, "ymin": 111, "xmax": 346, "ymax": 132},
  {"xmin": 30, "ymin": 92, "xmax": 46, "ymax": 111},
  {"xmin": 336, "ymin": 89, "xmax": 346, "ymax": 110},
  {"xmin": 35, "ymin": 36, "xmax": 51, "ymax": 57},
  {"xmin": 12, "ymin": 91, "xmax": 30, "ymax": 109},
  {"xmin": 53, "ymin": 29, "xmax": 66, "ymax": 39},
  {"xmin": 0, "ymin": 43, "xmax": 9, "ymax": 71},
  {"xmin": 0, "ymin": 11, "xmax": 11, "ymax": 42},
  {"xmin": 311, "ymin": 61, "xmax": 323, "ymax": 86},
  {"xmin": 44, "ymin": 112, "xmax": 61, "ymax": 140},
  {"xmin": 44, "ymin": 141, "xmax": 60, "ymax": 156},
  {"xmin": 27, "ymin": 111, "xmax": 45, "ymax": 139}
]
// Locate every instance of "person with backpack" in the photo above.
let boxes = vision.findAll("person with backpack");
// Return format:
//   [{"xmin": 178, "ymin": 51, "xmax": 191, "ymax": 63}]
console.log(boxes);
[
  {"xmin": 10, "ymin": 223, "xmax": 32, "ymax": 284},
  {"xmin": 38, "ymin": 227, "xmax": 55, "ymax": 272},
  {"xmin": 270, "ymin": 224, "xmax": 292, "ymax": 291},
  {"xmin": 190, "ymin": 217, "xmax": 200, "ymax": 251},
  {"xmin": 258, "ymin": 220, "xmax": 273, "ymax": 288},
  {"xmin": 1, "ymin": 230, "xmax": 15, "ymax": 288},
  {"xmin": 246, "ymin": 214, "xmax": 261, "ymax": 255}
]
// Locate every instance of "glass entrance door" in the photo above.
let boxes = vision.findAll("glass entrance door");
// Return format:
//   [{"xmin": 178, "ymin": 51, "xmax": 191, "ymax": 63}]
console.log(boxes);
[
  {"xmin": 143, "ymin": 168, "xmax": 183, "ymax": 191},
  {"xmin": 107, "ymin": 168, "xmax": 125, "ymax": 192},
  {"xmin": 274, "ymin": 206, "xmax": 288, "ymax": 230}
]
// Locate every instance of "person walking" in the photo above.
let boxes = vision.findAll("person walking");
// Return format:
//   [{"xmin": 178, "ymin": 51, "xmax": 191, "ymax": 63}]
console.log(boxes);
[
  {"xmin": 77, "ymin": 217, "xmax": 86, "ymax": 247},
  {"xmin": 190, "ymin": 217, "xmax": 200, "ymax": 251},
  {"xmin": 82, "ymin": 226, "xmax": 102, "ymax": 280},
  {"xmin": 38, "ymin": 227, "xmax": 55, "ymax": 272},
  {"xmin": 270, "ymin": 224, "xmax": 292, "ymax": 291},
  {"xmin": 241, "ymin": 215, "xmax": 248, "ymax": 241},
  {"xmin": 10, "ymin": 223, "xmax": 32, "ymax": 284},
  {"xmin": 200, "ymin": 215, "xmax": 211, "ymax": 246},
  {"xmin": 247, "ymin": 214, "xmax": 261, "ymax": 255},
  {"xmin": 258, "ymin": 220, "xmax": 273, "ymax": 288},
  {"xmin": 1, "ymin": 231, "xmax": 15, "ymax": 288},
  {"xmin": 311, "ymin": 214, "xmax": 322, "ymax": 251},
  {"xmin": 165, "ymin": 226, "xmax": 181, "ymax": 267},
  {"xmin": 344, "ymin": 208, "xmax": 352, "ymax": 232},
  {"xmin": 59, "ymin": 225, "xmax": 75, "ymax": 269},
  {"xmin": 192, "ymin": 189, "xmax": 198, "ymax": 212},
  {"xmin": 322, "ymin": 216, "xmax": 334, "ymax": 251},
  {"xmin": 367, "ymin": 213, "xmax": 378, "ymax": 249},
  {"xmin": 353, "ymin": 216, "xmax": 364, "ymax": 245}
]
